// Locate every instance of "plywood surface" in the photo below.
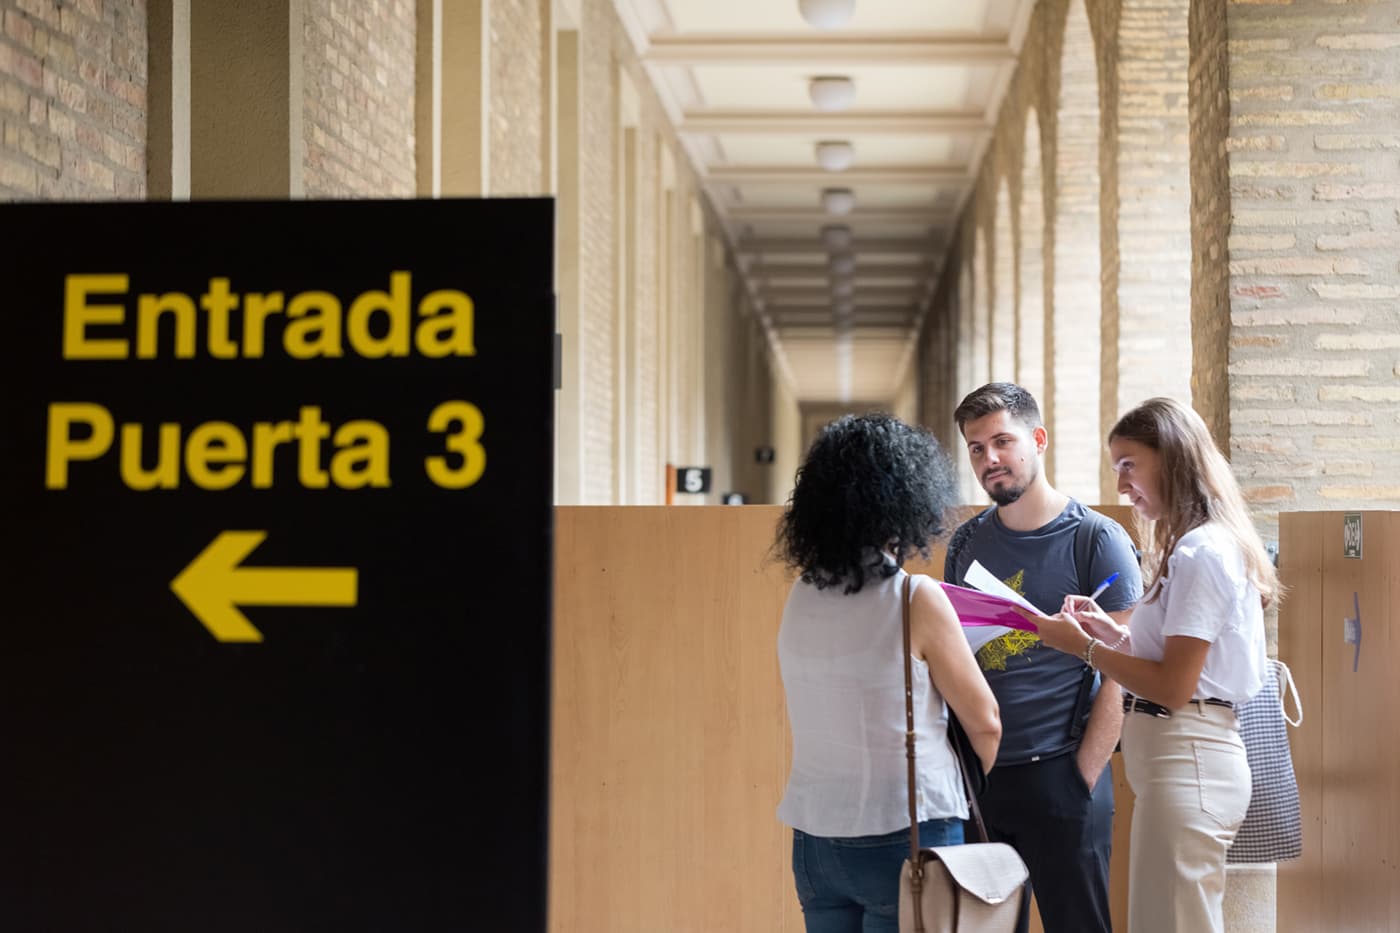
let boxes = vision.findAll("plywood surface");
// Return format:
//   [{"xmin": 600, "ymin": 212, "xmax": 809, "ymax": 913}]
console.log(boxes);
[
  {"xmin": 1276, "ymin": 511, "xmax": 1325, "ymax": 933},
  {"xmin": 550, "ymin": 504, "xmax": 1139, "ymax": 933}
]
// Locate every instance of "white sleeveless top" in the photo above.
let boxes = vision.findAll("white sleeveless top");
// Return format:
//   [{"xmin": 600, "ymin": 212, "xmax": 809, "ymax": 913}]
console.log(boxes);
[{"xmin": 777, "ymin": 570, "xmax": 968, "ymax": 837}]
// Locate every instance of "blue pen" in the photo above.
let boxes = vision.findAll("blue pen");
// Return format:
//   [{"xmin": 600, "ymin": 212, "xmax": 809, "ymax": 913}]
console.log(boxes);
[{"xmin": 1087, "ymin": 572, "xmax": 1119, "ymax": 602}]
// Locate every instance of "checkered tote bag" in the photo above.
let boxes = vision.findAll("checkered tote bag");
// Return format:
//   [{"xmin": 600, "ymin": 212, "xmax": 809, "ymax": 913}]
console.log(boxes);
[{"xmin": 1228, "ymin": 657, "xmax": 1304, "ymax": 863}]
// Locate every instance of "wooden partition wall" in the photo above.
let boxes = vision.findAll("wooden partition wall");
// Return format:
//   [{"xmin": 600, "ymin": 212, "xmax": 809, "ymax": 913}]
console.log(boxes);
[
  {"xmin": 550, "ymin": 505, "xmax": 1138, "ymax": 933},
  {"xmin": 1277, "ymin": 511, "xmax": 1399, "ymax": 931}
]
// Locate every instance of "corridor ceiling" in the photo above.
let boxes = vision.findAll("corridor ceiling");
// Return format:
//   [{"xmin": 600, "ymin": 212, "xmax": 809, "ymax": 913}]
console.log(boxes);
[{"xmin": 622, "ymin": 0, "xmax": 1036, "ymax": 403}]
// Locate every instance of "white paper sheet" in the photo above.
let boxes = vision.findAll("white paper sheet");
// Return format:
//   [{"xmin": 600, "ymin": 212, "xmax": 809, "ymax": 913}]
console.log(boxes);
[{"xmin": 963, "ymin": 559, "xmax": 1042, "ymax": 614}]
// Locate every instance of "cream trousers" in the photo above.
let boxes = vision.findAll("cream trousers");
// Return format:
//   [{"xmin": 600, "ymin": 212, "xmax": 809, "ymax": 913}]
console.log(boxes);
[{"xmin": 1121, "ymin": 702, "xmax": 1251, "ymax": 933}]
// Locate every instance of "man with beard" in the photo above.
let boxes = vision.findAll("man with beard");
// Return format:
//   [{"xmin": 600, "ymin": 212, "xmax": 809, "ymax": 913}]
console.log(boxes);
[{"xmin": 944, "ymin": 383, "xmax": 1142, "ymax": 933}]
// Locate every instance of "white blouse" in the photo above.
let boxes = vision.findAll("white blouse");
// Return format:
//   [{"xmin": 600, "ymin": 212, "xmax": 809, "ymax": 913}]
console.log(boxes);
[
  {"xmin": 777, "ymin": 570, "xmax": 968, "ymax": 837},
  {"xmin": 1128, "ymin": 523, "xmax": 1267, "ymax": 704}
]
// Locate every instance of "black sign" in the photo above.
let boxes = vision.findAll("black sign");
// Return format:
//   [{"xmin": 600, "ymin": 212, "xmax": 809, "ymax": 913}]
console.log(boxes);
[
  {"xmin": 755, "ymin": 445, "xmax": 775, "ymax": 464},
  {"xmin": 722, "ymin": 492, "xmax": 748, "ymax": 505},
  {"xmin": 676, "ymin": 466, "xmax": 712, "ymax": 494},
  {"xmin": 0, "ymin": 200, "xmax": 554, "ymax": 931}
]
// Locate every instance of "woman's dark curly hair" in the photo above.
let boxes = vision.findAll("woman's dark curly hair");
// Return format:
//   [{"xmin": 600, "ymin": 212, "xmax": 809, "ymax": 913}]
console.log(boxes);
[{"xmin": 775, "ymin": 413, "xmax": 956, "ymax": 593}]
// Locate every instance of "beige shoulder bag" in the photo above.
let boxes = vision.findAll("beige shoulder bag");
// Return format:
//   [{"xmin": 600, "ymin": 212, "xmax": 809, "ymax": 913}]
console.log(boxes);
[{"xmin": 898, "ymin": 576, "xmax": 1029, "ymax": 933}]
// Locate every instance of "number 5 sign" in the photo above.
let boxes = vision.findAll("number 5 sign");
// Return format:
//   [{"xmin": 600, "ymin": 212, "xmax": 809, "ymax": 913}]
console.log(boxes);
[{"xmin": 676, "ymin": 466, "xmax": 712, "ymax": 494}]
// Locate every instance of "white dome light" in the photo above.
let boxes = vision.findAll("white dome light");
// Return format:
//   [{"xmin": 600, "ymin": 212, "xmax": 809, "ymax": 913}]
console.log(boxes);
[
  {"xmin": 821, "ymin": 225, "xmax": 853, "ymax": 249},
  {"xmin": 829, "ymin": 254, "xmax": 856, "ymax": 276},
  {"xmin": 808, "ymin": 76, "xmax": 856, "ymax": 112},
  {"xmin": 799, "ymin": 0, "xmax": 856, "ymax": 29},
  {"xmin": 815, "ymin": 140, "xmax": 855, "ymax": 172},
  {"xmin": 831, "ymin": 280, "xmax": 855, "ymax": 299},
  {"xmin": 833, "ymin": 299, "xmax": 854, "ymax": 316},
  {"xmin": 822, "ymin": 187, "xmax": 856, "ymax": 215}
]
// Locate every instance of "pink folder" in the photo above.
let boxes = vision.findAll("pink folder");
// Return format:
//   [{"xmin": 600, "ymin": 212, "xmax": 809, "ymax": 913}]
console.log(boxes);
[{"xmin": 938, "ymin": 581, "xmax": 1041, "ymax": 633}]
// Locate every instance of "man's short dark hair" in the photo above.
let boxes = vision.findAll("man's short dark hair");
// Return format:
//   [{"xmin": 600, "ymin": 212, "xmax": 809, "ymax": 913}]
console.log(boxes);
[{"xmin": 954, "ymin": 382, "xmax": 1044, "ymax": 434}]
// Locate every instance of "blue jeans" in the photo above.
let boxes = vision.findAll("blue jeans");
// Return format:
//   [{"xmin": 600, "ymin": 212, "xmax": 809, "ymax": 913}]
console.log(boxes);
[{"xmin": 792, "ymin": 818, "xmax": 965, "ymax": 933}]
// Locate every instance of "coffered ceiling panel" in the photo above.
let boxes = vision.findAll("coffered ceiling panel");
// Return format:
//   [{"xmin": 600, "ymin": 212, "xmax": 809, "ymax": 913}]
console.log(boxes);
[
  {"xmin": 686, "ymin": 65, "xmax": 984, "ymax": 111},
  {"xmin": 714, "ymin": 135, "xmax": 964, "ymax": 168},
  {"xmin": 665, "ymin": 0, "xmax": 993, "ymax": 34}
]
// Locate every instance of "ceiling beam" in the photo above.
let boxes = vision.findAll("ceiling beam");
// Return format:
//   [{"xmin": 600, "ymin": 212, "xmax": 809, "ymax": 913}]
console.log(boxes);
[
  {"xmin": 680, "ymin": 110, "xmax": 988, "ymax": 135},
  {"xmin": 776, "ymin": 327, "xmax": 917, "ymax": 340},
  {"xmin": 750, "ymin": 263, "xmax": 937, "ymax": 278},
  {"xmin": 763, "ymin": 303, "xmax": 918, "ymax": 315},
  {"xmin": 739, "ymin": 237, "xmax": 940, "ymax": 255},
  {"xmin": 770, "ymin": 311, "xmax": 915, "ymax": 323},
  {"xmin": 643, "ymin": 34, "xmax": 1014, "ymax": 66},
  {"xmin": 762, "ymin": 286, "xmax": 920, "ymax": 302},
  {"xmin": 727, "ymin": 207, "xmax": 949, "ymax": 224},
  {"xmin": 706, "ymin": 165, "xmax": 969, "ymax": 185}
]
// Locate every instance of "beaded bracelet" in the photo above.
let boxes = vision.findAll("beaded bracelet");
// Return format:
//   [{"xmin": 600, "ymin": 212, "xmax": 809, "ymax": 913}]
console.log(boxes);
[{"xmin": 1083, "ymin": 637, "xmax": 1104, "ymax": 669}]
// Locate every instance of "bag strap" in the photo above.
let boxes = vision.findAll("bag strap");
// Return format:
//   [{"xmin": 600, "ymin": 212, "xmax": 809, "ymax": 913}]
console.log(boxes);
[
  {"xmin": 902, "ymin": 576, "xmax": 921, "ymax": 864},
  {"xmin": 902, "ymin": 577, "xmax": 992, "ymax": 862},
  {"xmin": 1072, "ymin": 506, "xmax": 1108, "ymax": 597},
  {"xmin": 1274, "ymin": 658, "xmax": 1303, "ymax": 728},
  {"xmin": 900, "ymin": 576, "xmax": 925, "ymax": 933}
]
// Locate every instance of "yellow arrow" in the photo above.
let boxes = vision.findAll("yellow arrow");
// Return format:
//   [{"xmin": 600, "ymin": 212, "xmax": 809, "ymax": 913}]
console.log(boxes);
[{"xmin": 170, "ymin": 531, "xmax": 358, "ymax": 643}]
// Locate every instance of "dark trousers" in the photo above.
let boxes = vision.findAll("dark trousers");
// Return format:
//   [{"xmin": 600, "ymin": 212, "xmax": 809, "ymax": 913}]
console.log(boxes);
[{"xmin": 973, "ymin": 751, "xmax": 1114, "ymax": 933}]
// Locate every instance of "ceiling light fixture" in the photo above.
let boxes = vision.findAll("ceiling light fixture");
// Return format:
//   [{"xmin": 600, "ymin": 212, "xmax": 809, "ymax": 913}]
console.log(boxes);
[
  {"xmin": 821, "ymin": 225, "xmax": 853, "ymax": 249},
  {"xmin": 808, "ymin": 76, "xmax": 856, "ymax": 112},
  {"xmin": 829, "ymin": 254, "xmax": 856, "ymax": 276},
  {"xmin": 815, "ymin": 140, "xmax": 855, "ymax": 172},
  {"xmin": 821, "ymin": 187, "xmax": 856, "ymax": 215},
  {"xmin": 799, "ymin": 0, "xmax": 856, "ymax": 29},
  {"xmin": 831, "ymin": 280, "xmax": 855, "ymax": 299}
]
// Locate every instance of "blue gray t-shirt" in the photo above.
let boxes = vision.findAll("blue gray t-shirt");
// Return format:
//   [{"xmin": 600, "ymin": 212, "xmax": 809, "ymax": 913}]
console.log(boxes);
[{"xmin": 943, "ymin": 500, "xmax": 1143, "ymax": 765}]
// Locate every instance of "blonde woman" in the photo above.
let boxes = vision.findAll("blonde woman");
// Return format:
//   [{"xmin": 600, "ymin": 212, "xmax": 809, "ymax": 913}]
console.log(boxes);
[{"xmin": 1023, "ymin": 398, "xmax": 1278, "ymax": 933}]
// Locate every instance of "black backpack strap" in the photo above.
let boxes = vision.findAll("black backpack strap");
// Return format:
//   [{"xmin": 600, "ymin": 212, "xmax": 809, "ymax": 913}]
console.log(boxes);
[
  {"xmin": 1072, "ymin": 505, "xmax": 1111, "ymax": 597},
  {"xmin": 943, "ymin": 505, "xmax": 997, "ymax": 584},
  {"xmin": 1069, "ymin": 506, "xmax": 1111, "ymax": 740}
]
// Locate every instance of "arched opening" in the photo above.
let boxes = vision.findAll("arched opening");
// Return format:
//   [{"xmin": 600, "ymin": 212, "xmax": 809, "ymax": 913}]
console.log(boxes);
[
  {"xmin": 1018, "ymin": 109, "xmax": 1046, "ymax": 406},
  {"xmin": 972, "ymin": 228, "xmax": 991, "ymax": 390},
  {"xmin": 991, "ymin": 179, "xmax": 1016, "ymax": 380},
  {"xmin": 955, "ymin": 260, "xmax": 984, "ymax": 503},
  {"xmin": 1050, "ymin": 0, "xmax": 1103, "ymax": 502}
]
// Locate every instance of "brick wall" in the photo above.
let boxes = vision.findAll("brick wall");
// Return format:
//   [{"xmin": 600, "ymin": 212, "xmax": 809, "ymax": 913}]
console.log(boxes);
[
  {"xmin": 1189, "ymin": 0, "xmax": 1231, "ymax": 446},
  {"xmin": 1225, "ymin": 0, "xmax": 1400, "ymax": 536},
  {"xmin": 302, "ymin": 0, "xmax": 415, "ymax": 198},
  {"xmin": 577, "ymin": 0, "xmax": 616, "ymax": 503},
  {"xmin": 489, "ymin": 0, "xmax": 543, "ymax": 195},
  {"xmin": 1118, "ymin": 0, "xmax": 1193, "ymax": 424},
  {"xmin": 0, "ymin": 0, "xmax": 146, "ymax": 200}
]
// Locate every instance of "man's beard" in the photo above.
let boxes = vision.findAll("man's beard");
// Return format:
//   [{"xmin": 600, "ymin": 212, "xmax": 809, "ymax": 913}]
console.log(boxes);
[
  {"xmin": 983, "ymin": 462, "xmax": 1037, "ymax": 506},
  {"xmin": 988, "ymin": 483, "xmax": 1025, "ymax": 506}
]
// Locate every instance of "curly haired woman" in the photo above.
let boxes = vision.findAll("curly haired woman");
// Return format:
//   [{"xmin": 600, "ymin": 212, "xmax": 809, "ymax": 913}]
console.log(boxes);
[{"xmin": 774, "ymin": 413, "xmax": 1002, "ymax": 933}]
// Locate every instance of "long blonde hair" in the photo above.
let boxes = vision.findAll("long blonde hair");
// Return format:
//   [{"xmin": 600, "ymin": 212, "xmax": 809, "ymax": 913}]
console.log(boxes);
[{"xmin": 1110, "ymin": 398, "xmax": 1282, "ymax": 606}]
